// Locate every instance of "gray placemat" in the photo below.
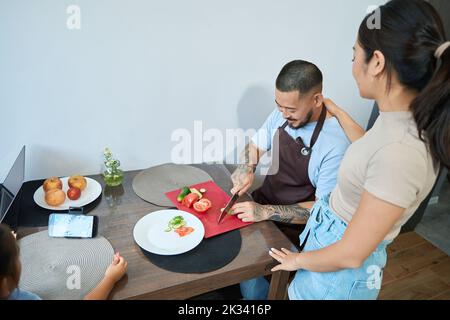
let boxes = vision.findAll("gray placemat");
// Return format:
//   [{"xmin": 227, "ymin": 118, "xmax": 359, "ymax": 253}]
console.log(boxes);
[
  {"xmin": 132, "ymin": 163, "xmax": 213, "ymax": 207},
  {"xmin": 18, "ymin": 231, "xmax": 114, "ymax": 300}
]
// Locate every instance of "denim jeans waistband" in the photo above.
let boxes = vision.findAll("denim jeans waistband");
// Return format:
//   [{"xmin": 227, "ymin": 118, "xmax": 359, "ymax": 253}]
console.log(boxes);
[{"xmin": 300, "ymin": 194, "xmax": 392, "ymax": 250}]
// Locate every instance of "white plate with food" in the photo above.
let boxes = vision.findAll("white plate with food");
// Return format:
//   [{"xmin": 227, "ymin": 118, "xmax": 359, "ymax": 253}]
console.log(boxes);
[
  {"xmin": 33, "ymin": 176, "xmax": 102, "ymax": 210},
  {"xmin": 133, "ymin": 210, "xmax": 205, "ymax": 256}
]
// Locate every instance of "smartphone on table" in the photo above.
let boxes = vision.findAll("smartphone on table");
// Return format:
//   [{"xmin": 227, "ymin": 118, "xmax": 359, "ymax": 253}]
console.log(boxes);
[{"xmin": 48, "ymin": 213, "xmax": 98, "ymax": 238}]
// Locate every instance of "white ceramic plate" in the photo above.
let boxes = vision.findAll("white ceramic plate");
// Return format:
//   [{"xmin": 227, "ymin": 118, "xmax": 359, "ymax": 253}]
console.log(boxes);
[
  {"xmin": 33, "ymin": 177, "xmax": 102, "ymax": 211},
  {"xmin": 133, "ymin": 210, "xmax": 205, "ymax": 255}
]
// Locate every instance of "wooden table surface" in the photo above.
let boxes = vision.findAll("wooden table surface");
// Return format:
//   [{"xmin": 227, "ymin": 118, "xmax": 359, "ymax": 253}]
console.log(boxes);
[{"xmin": 18, "ymin": 164, "xmax": 296, "ymax": 300}]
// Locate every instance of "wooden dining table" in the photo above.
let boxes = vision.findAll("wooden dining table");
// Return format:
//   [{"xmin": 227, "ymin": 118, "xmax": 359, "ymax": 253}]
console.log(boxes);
[{"xmin": 17, "ymin": 164, "xmax": 297, "ymax": 300}]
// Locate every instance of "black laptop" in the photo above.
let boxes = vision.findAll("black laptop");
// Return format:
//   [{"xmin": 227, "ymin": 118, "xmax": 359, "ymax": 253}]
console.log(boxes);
[{"xmin": 0, "ymin": 146, "xmax": 25, "ymax": 225}]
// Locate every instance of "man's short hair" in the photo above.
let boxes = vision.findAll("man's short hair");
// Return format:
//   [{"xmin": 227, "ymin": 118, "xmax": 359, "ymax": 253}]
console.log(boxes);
[{"xmin": 276, "ymin": 60, "xmax": 323, "ymax": 95}]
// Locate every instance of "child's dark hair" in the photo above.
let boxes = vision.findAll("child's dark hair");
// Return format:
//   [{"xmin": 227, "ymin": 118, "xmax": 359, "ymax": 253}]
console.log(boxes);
[
  {"xmin": 0, "ymin": 224, "xmax": 20, "ymax": 280},
  {"xmin": 358, "ymin": 0, "xmax": 450, "ymax": 169}
]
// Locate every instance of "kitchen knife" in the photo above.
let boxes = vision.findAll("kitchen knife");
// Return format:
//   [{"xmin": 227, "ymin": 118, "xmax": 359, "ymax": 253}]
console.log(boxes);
[{"xmin": 217, "ymin": 193, "xmax": 239, "ymax": 224}]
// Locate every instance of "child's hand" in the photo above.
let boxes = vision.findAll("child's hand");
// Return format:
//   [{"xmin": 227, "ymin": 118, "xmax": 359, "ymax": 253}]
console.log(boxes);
[{"xmin": 104, "ymin": 252, "xmax": 128, "ymax": 283}]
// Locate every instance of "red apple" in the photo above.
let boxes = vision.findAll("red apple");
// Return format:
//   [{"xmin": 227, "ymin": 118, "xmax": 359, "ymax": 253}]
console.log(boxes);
[{"xmin": 67, "ymin": 187, "xmax": 81, "ymax": 201}]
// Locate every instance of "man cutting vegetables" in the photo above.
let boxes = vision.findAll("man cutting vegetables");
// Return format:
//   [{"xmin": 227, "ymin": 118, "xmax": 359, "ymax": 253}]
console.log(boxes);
[
  {"xmin": 231, "ymin": 60, "xmax": 350, "ymax": 225},
  {"xmin": 230, "ymin": 60, "xmax": 350, "ymax": 299}
]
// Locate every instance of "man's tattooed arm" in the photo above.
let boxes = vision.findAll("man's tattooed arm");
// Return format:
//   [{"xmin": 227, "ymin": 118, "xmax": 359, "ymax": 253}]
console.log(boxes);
[
  {"xmin": 252, "ymin": 202, "xmax": 312, "ymax": 224},
  {"xmin": 239, "ymin": 143, "xmax": 259, "ymax": 170},
  {"xmin": 236, "ymin": 143, "xmax": 256, "ymax": 176},
  {"xmin": 231, "ymin": 143, "xmax": 265, "ymax": 193}
]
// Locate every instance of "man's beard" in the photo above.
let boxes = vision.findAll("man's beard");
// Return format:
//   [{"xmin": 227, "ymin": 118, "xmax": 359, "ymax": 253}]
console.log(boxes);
[{"xmin": 288, "ymin": 110, "xmax": 314, "ymax": 129}]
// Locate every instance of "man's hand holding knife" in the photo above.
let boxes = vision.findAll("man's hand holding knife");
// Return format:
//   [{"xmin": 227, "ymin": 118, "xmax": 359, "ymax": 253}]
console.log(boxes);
[{"xmin": 228, "ymin": 142, "xmax": 271, "ymax": 223}]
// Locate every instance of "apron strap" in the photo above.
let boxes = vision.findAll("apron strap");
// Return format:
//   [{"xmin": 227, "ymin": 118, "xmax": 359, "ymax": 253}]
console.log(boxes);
[
  {"xmin": 281, "ymin": 121, "xmax": 289, "ymax": 130},
  {"xmin": 309, "ymin": 105, "xmax": 327, "ymax": 148}
]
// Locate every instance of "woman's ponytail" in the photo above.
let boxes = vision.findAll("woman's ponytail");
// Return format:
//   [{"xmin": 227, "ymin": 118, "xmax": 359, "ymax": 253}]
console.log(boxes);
[{"xmin": 411, "ymin": 45, "xmax": 450, "ymax": 168}]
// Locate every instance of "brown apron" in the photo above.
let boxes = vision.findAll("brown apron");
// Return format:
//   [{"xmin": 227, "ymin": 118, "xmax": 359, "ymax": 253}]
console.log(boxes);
[{"xmin": 251, "ymin": 106, "xmax": 327, "ymax": 245}]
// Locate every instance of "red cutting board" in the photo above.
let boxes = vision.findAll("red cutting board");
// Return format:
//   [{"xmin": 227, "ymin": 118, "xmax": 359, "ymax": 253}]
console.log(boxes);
[{"xmin": 165, "ymin": 180, "xmax": 252, "ymax": 238}]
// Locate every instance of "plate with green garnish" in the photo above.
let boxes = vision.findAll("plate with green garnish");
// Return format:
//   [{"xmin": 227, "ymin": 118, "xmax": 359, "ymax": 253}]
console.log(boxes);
[{"xmin": 133, "ymin": 210, "xmax": 205, "ymax": 255}]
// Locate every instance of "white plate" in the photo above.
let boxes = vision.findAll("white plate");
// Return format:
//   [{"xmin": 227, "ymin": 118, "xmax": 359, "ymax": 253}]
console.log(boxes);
[
  {"xmin": 133, "ymin": 210, "xmax": 205, "ymax": 256},
  {"xmin": 33, "ymin": 177, "xmax": 102, "ymax": 211}
]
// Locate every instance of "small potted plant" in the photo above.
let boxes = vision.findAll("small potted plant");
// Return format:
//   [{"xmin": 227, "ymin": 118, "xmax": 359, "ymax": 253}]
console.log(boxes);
[{"xmin": 103, "ymin": 147, "xmax": 124, "ymax": 187}]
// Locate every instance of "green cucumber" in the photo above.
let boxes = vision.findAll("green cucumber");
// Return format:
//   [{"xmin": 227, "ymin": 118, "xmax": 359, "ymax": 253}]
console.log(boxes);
[
  {"xmin": 171, "ymin": 221, "xmax": 186, "ymax": 229},
  {"xmin": 169, "ymin": 216, "xmax": 183, "ymax": 225},
  {"xmin": 168, "ymin": 216, "xmax": 186, "ymax": 229},
  {"xmin": 177, "ymin": 187, "xmax": 191, "ymax": 202},
  {"xmin": 166, "ymin": 216, "xmax": 187, "ymax": 232},
  {"xmin": 190, "ymin": 188, "xmax": 203, "ymax": 199}
]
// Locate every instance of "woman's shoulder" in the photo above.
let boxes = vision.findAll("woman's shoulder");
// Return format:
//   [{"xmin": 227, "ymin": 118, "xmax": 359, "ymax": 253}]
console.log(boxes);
[{"xmin": 367, "ymin": 116, "xmax": 427, "ymax": 155}]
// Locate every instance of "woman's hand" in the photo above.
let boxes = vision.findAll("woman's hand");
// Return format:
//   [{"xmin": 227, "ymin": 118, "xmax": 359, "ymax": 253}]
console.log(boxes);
[
  {"xmin": 323, "ymin": 98, "xmax": 342, "ymax": 117},
  {"xmin": 104, "ymin": 252, "xmax": 128, "ymax": 284},
  {"xmin": 269, "ymin": 248, "xmax": 301, "ymax": 272},
  {"xmin": 323, "ymin": 98, "xmax": 365, "ymax": 142}
]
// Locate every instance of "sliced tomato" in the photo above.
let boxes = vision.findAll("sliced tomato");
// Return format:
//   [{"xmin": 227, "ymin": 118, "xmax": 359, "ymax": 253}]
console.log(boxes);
[
  {"xmin": 199, "ymin": 198, "xmax": 211, "ymax": 207},
  {"xmin": 193, "ymin": 201, "xmax": 208, "ymax": 213},
  {"xmin": 175, "ymin": 226, "xmax": 194, "ymax": 237},
  {"xmin": 181, "ymin": 193, "xmax": 199, "ymax": 208},
  {"xmin": 193, "ymin": 198, "xmax": 212, "ymax": 213}
]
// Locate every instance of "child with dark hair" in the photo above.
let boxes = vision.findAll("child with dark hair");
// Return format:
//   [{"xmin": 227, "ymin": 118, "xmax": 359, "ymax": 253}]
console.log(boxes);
[{"xmin": 0, "ymin": 223, "xmax": 127, "ymax": 300}]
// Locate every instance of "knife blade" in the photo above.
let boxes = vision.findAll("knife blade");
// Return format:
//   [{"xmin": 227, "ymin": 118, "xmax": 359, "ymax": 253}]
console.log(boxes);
[{"xmin": 217, "ymin": 193, "xmax": 239, "ymax": 224}]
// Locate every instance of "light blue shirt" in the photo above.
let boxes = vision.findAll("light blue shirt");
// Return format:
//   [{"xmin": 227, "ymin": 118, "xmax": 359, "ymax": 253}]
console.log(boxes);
[
  {"xmin": 8, "ymin": 288, "xmax": 41, "ymax": 300},
  {"xmin": 252, "ymin": 109, "xmax": 350, "ymax": 199}
]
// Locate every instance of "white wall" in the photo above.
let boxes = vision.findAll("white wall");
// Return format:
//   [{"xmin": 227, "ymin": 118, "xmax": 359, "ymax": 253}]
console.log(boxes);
[{"xmin": 0, "ymin": 0, "xmax": 385, "ymax": 181}]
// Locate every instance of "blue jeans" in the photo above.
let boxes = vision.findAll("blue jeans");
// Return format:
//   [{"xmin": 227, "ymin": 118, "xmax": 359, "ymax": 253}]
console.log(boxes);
[
  {"xmin": 240, "ymin": 276, "xmax": 269, "ymax": 300},
  {"xmin": 240, "ymin": 195, "xmax": 392, "ymax": 300}
]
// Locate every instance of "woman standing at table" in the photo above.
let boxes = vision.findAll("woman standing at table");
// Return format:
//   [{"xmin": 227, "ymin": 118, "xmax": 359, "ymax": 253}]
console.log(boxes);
[{"xmin": 269, "ymin": 0, "xmax": 450, "ymax": 300}]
